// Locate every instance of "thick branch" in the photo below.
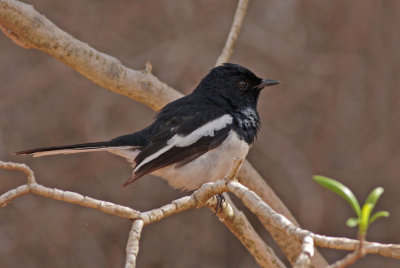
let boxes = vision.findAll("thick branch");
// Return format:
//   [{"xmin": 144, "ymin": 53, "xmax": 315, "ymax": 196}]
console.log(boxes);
[{"xmin": 0, "ymin": 0, "xmax": 182, "ymax": 111}]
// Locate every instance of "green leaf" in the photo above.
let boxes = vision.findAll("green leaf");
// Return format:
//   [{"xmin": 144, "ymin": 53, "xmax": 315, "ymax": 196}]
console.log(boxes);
[
  {"xmin": 313, "ymin": 175, "xmax": 361, "ymax": 217},
  {"xmin": 365, "ymin": 187, "xmax": 384, "ymax": 207},
  {"xmin": 360, "ymin": 203, "xmax": 373, "ymax": 234},
  {"xmin": 346, "ymin": 217, "xmax": 359, "ymax": 228},
  {"xmin": 359, "ymin": 187, "xmax": 386, "ymax": 234},
  {"xmin": 369, "ymin": 211, "xmax": 390, "ymax": 224}
]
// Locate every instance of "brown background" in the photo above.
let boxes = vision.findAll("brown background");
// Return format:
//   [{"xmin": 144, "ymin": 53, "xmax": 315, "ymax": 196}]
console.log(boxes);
[{"xmin": 1, "ymin": 0, "xmax": 399, "ymax": 267}]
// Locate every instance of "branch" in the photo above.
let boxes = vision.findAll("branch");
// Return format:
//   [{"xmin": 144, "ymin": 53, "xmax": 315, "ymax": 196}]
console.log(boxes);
[
  {"xmin": 226, "ymin": 180, "xmax": 400, "ymax": 260},
  {"xmin": 237, "ymin": 161, "xmax": 329, "ymax": 266},
  {"xmin": 0, "ymin": 0, "xmax": 182, "ymax": 111},
  {"xmin": 0, "ymin": 160, "xmax": 35, "ymax": 183},
  {"xmin": 2, "ymin": 159, "xmax": 400, "ymax": 267},
  {"xmin": 141, "ymin": 193, "xmax": 286, "ymax": 268},
  {"xmin": 0, "ymin": 159, "xmax": 283, "ymax": 268},
  {"xmin": 141, "ymin": 159, "xmax": 285, "ymax": 268},
  {"xmin": 328, "ymin": 249, "xmax": 364, "ymax": 268},
  {"xmin": 125, "ymin": 220, "xmax": 144, "ymax": 268},
  {"xmin": 293, "ymin": 234, "xmax": 314, "ymax": 268},
  {"xmin": 313, "ymin": 235, "xmax": 400, "ymax": 260},
  {"xmin": 0, "ymin": 161, "xmax": 141, "ymax": 218},
  {"xmin": 215, "ymin": 0, "xmax": 250, "ymax": 66},
  {"xmin": 0, "ymin": 184, "xmax": 30, "ymax": 206},
  {"xmin": 212, "ymin": 194, "xmax": 287, "ymax": 268}
]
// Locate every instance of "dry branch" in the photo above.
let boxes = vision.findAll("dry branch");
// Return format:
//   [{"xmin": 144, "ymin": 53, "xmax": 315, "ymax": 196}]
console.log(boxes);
[
  {"xmin": 0, "ymin": 184, "xmax": 30, "ymax": 206},
  {"xmin": 0, "ymin": 158, "xmax": 284, "ymax": 268},
  {"xmin": 225, "ymin": 179, "xmax": 400, "ymax": 261},
  {"xmin": 125, "ymin": 220, "xmax": 144, "ymax": 268},
  {"xmin": 313, "ymin": 235, "xmax": 400, "ymax": 260},
  {"xmin": 0, "ymin": 0, "xmax": 182, "ymax": 111},
  {"xmin": 294, "ymin": 234, "xmax": 314, "ymax": 268},
  {"xmin": 215, "ymin": 0, "xmax": 250, "ymax": 66},
  {"xmin": 2, "ymin": 158, "xmax": 400, "ymax": 267},
  {"xmin": 212, "ymin": 194, "xmax": 287, "ymax": 268},
  {"xmin": 140, "ymin": 159, "xmax": 285, "ymax": 268}
]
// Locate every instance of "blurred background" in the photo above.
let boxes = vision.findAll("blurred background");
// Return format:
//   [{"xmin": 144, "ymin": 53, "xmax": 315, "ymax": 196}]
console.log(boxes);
[{"xmin": 1, "ymin": 0, "xmax": 399, "ymax": 267}]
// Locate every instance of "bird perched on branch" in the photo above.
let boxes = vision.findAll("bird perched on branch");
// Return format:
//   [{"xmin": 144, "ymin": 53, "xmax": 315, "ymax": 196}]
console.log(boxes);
[{"xmin": 17, "ymin": 63, "xmax": 279, "ymax": 190}]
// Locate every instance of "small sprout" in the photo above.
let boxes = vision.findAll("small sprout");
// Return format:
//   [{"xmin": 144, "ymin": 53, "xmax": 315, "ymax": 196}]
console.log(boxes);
[
  {"xmin": 313, "ymin": 175, "xmax": 389, "ymax": 238},
  {"xmin": 369, "ymin": 211, "xmax": 390, "ymax": 224}
]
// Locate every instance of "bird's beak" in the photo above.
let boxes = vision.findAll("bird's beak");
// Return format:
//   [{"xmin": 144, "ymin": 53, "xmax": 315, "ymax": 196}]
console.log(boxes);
[{"xmin": 258, "ymin": 79, "xmax": 280, "ymax": 89}]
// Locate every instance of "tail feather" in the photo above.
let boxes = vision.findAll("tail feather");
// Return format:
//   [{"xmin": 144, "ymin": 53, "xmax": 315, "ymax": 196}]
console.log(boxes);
[{"xmin": 16, "ymin": 142, "xmax": 135, "ymax": 157}]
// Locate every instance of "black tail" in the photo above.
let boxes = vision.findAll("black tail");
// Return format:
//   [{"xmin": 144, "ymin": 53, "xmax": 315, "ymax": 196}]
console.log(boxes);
[
  {"xmin": 16, "ymin": 131, "xmax": 148, "ymax": 157},
  {"xmin": 15, "ymin": 141, "xmax": 134, "ymax": 157}
]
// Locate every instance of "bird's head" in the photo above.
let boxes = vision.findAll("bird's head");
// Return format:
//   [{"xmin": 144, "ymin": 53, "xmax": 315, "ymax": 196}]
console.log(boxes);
[{"xmin": 195, "ymin": 63, "xmax": 279, "ymax": 110}]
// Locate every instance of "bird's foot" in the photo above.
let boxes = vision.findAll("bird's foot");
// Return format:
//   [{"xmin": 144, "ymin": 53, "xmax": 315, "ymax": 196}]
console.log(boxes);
[{"xmin": 214, "ymin": 193, "xmax": 225, "ymax": 213}]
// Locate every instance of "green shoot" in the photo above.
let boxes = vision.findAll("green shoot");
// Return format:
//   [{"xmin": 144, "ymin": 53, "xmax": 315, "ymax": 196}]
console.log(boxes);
[{"xmin": 313, "ymin": 175, "xmax": 389, "ymax": 237}]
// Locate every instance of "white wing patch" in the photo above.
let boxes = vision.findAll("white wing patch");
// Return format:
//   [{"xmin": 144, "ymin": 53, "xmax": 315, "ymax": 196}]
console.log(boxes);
[
  {"xmin": 133, "ymin": 114, "xmax": 233, "ymax": 172},
  {"xmin": 153, "ymin": 130, "xmax": 250, "ymax": 190}
]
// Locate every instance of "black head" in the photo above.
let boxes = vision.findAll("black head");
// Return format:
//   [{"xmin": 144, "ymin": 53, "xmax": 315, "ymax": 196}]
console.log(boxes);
[{"xmin": 194, "ymin": 63, "xmax": 279, "ymax": 111}]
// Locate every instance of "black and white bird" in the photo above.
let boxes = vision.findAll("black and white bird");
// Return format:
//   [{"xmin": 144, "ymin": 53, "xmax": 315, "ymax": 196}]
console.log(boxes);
[{"xmin": 17, "ymin": 63, "xmax": 279, "ymax": 190}]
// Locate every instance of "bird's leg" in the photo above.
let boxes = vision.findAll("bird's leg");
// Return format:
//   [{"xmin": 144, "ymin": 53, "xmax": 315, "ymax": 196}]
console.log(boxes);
[{"xmin": 215, "ymin": 193, "xmax": 225, "ymax": 213}]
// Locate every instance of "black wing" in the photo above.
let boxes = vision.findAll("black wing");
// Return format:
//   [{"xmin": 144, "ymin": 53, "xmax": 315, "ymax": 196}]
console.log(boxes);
[{"xmin": 122, "ymin": 96, "xmax": 231, "ymax": 187}]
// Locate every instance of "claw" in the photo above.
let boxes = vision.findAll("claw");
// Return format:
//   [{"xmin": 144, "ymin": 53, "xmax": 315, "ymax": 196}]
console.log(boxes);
[{"xmin": 215, "ymin": 194, "xmax": 225, "ymax": 213}]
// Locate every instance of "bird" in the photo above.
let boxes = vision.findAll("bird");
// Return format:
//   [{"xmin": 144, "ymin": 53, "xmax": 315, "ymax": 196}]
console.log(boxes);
[{"xmin": 16, "ymin": 63, "xmax": 280, "ymax": 191}]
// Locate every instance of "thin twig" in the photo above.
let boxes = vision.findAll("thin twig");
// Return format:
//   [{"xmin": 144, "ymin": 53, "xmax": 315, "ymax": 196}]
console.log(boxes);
[
  {"xmin": 125, "ymin": 219, "xmax": 144, "ymax": 268},
  {"xmin": 313, "ymin": 234, "xmax": 400, "ymax": 259},
  {"xmin": 328, "ymin": 238, "xmax": 366, "ymax": 268},
  {"xmin": 0, "ymin": 184, "xmax": 30, "ymax": 207},
  {"xmin": 215, "ymin": 0, "xmax": 251, "ymax": 66},
  {"xmin": 29, "ymin": 183, "xmax": 140, "ymax": 218},
  {"xmin": 0, "ymin": 160, "xmax": 35, "ymax": 183}
]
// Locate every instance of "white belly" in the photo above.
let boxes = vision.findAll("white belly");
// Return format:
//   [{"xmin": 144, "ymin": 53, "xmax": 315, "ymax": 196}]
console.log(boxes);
[{"xmin": 152, "ymin": 131, "xmax": 249, "ymax": 190}]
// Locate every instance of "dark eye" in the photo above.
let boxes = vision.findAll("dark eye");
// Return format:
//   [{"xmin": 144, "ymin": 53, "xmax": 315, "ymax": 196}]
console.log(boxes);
[{"xmin": 237, "ymin": 80, "xmax": 248, "ymax": 90}]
